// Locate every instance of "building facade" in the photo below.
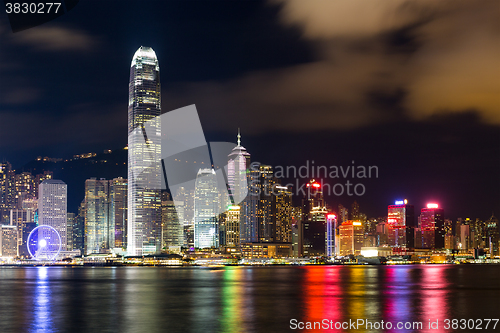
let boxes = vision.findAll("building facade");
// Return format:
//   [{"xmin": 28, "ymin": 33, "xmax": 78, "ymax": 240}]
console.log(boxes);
[
  {"xmin": 194, "ymin": 169, "xmax": 219, "ymax": 248},
  {"xmin": 387, "ymin": 200, "xmax": 415, "ymax": 250},
  {"xmin": 127, "ymin": 46, "xmax": 162, "ymax": 255},
  {"xmin": 38, "ymin": 180, "xmax": 67, "ymax": 250}
]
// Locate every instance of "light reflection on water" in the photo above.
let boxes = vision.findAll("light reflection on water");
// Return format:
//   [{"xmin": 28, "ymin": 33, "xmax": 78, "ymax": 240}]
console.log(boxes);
[{"xmin": 0, "ymin": 265, "xmax": 498, "ymax": 333}]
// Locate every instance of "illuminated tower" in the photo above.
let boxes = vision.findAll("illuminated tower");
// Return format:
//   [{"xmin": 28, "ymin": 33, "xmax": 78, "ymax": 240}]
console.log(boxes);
[
  {"xmin": 227, "ymin": 130, "xmax": 250, "ymax": 205},
  {"xmin": 38, "ymin": 180, "xmax": 67, "ymax": 251},
  {"xmin": 339, "ymin": 220, "xmax": 364, "ymax": 256},
  {"xmin": 110, "ymin": 177, "xmax": 127, "ymax": 249},
  {"xmin": 84, "ymin": 178, "xmax": 110, "ymax": 255},
  {"xmin": 194, "ymin": 168, "xmax": 219, "ymax": 248},
  {"xmin": 127, "ymin": 46, "xmax": 162, "ymax": 255},
  {"xmin": 257, "ymin": 165, "xmax": 275, "ymax": 242},
  {"xmin": 227, "ymin": 130, "xmax": 250, "ymax": 247},
  {"xmin": 274, "ymin": 185, "xmax": 293, "ymax": 243},
  {"xmin": 387, "ymin": 199, "xmax": 415, "ymax": 250},
  {"xmin": 301, "ymin": 180, "xmax": 328, "ymax": 256},
  {"xmin": 161, "ymin": 197, "xmax": 184, "ymax": 253},
  {"xmin": 418, "ymin": 203, "xmax": 445, "ymax": 249}
]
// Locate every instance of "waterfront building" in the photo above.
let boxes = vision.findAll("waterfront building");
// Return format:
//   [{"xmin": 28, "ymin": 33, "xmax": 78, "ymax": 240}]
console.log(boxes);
[
  {"xmin": 339, "ymin": 220, "xmax": 364, "ymax": 256},
  {"xmin": 128, "ymin": 46, "xmax": 162, "ymax": 255},
  {"xmin": 84, "ymin": 178, "xmax": 111, "ymax": 254},
  {"xmin": 301, "ymin": 180, "xmax": 329, "ymax": 257},
  {"xmin": 9, "ymin": 208, "xmax": 36, "ymax": 256},
  {"xmin": 274, "ymin": 185, "xmax": 293, "ymax": 243},
  {"xmin": 38, "ymin": 180, "xmax": 67, "ymax": 250},
  {"xmin": 257, "ymin": 165, "xmax": 275, "ymax": 242},
  {"xmin": 66, "ymin": 213, "xmax": 75, "ymax": 250},
  {"xmin": 194, "ymin": 169, "xmax": 219, "ymax": 248},
  {"xmin": 0, "ymin": 225, "xmax": 17, "ymax": 257},
  {"xmin": 387, "ymin": 199, "xmax": 415, "ymax": 250},
  {"xmin": 240, "ymin": 166, "xmax": 259, "ymax": 243},
  {"xmin": 417, "ymin": 203, "xmax": 445, "ymax": 249},
  {"xmin": 161, "ymin": 199, "xmax": 184, "ymax": 253},
  {"xmin": 485, "ymin": 214, "xmax": 499, "ymax": 256},
  {"xmin": 224, "ymin": 205, "xmax": 240, "ymax": 247},
  {"xmin": 110, "ymin": 177, "xmax": 127, "ymax": 249}
]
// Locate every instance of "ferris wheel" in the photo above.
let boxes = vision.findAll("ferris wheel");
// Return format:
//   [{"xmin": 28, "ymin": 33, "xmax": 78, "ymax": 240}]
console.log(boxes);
[{"xmin": 27, "ymin": 225, "xmax": 62, "ymax": 261}]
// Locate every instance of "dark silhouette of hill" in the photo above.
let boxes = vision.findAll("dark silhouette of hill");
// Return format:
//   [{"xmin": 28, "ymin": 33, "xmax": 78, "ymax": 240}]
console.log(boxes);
[{"xmin": 20, "ymin": 148, "xmax": 127, "ymax": 214}]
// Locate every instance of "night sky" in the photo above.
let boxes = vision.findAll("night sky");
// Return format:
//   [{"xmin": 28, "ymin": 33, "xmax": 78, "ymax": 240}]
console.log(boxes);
[{"xmin": 0, "ymin": 0, "xmax": 498, "ymax": 220}]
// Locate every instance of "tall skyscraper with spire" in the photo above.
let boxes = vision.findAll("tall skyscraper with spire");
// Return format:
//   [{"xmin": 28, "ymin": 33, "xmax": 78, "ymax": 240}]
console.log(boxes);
[
  {"xmin": 225, "ymin": 130, "xmax": 251, "ymax": 247},
  {"xmin": 227, "ymin": 130, "xmax": 250, "ymax": 205},
  {"xmin": 127, "ymin": 46, "xmax": 162, "ymax": 255}
]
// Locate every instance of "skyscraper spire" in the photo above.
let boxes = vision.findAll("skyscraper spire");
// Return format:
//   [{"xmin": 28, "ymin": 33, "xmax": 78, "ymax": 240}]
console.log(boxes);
[{"xmin": 237, "ymin": 128, "xmax": 241, "ymax": 147}]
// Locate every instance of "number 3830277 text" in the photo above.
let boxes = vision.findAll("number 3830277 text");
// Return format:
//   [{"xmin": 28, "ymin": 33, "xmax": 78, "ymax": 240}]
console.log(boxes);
[{"xmin": 5, "ymin": 3, "xmax": 61, "ymax": 14}]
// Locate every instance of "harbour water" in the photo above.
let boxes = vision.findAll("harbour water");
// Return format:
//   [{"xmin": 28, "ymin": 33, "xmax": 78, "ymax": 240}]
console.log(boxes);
[{"xmin": 0, "ymin": 265, "xmax": 499, "ymax": 332}]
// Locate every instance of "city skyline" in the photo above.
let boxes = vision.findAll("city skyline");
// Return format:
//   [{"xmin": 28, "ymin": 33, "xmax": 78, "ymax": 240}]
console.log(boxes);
[
  {"xmin": 0, "ymin": 1, "xmax": 498, "ymax": 222},
  {"xmin": 0, "ymin": 2, "xmax": 498, "ymax": 333}
]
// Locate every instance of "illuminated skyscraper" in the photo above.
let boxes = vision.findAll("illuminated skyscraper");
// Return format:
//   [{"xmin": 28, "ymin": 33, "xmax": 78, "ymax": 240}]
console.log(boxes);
[
  {"xmin": 161, "ymin": 198, "xmax": 184, "ymax": 253},
  {"xmin": 224, "ymin": 205, "xmax": 240, "ymax": 247},
  {"xmin": 226, "ymin": 131, "xmax": 249, "ymax": 247},
  {"xmin": 485, "ymin": 214, "xmax": 499, "ymax": 256},
  {"xmin": 38, "ymin": 179, "xmax": 67, "ymax": 250},
  {"xmin": 274, "ymin": 185, "xmax": 293, "ymax": 243},
  {"xmin": 110, "ymin": 177, "xmax": 127, "ymax": 249},
  {"xmin": 301, "ymin": 180, "xmax": 329, "ymax": 256},
  {"xmin": 257, "ymin": 165, "xmax": 275, "ymax": 242},
  {"xmin": 227, "ymin": 130, "xmax": 250, "ymax": 205},
  {"xmin": 387, "ymin": 199, "xmax": 415, "ymax": 249},
  {"xmin": 0, "ymin": 225, "xmax": 17, "ymax": 257},
  {"xmin": 418, "ymin": 203, "xmax": 445, "ymax": 249},
  {"xmin": 194, "ymin": 168, "xmax": 219, "ymax": 248},
  {"xmin": 240, "ymin": 166, "xmax": 259, "ymax": 243},
  {"xmin": 84, "ymin": 178, "xmax": 110, "ymax": 254},
  {"xmin": 10, "ymin": 208, "xmax": 36, "ymax": 256},
  {"xmin": 339, "ymin": 220, "xmax": 364, "ymax": 256},
  {"xmin": 127, "ymin": 46, "xmax": 162, "ymax": 255}
]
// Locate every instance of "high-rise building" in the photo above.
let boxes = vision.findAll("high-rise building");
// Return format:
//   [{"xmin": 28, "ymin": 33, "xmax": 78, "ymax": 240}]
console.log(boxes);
[
  {"xmin": 240, "ymin": 166, "xmax": 259, "ymax": 243},
  {"xmin": 227, "ymin": 131, "xmax": 250, "ymax": 205},
  {"xmin": 301, "ymin": 180, "xmax": 329, "ymax": 257},
  {"xmin": 194, "ymin": 169, "xmax": 219, "ymax": 249},
  {"xmin": 38, "ymin": 180, "xmax": 67, "ymax": 250},
  {"xmin": 485, "ymin": 214, "xmax": 499, "ymax": 256},
  {"xmin": 418, "ymin": 203, "xmax": 445, "ymax": 249},
  {"xmin": 161, "ymin": 198, "xmax": 184, "ymax": 253},
  {"xmin": 66, "ymin": 213, "xmax": 75, "ymax": 251},
  {"xmin": 72, "ymin": 201, "xmax": 86, "ymax": 254},
  {"xmin": 84, "ymin": 178, "xmax": 111, "ymax": 254},
  {"xmin": 226, "ymin": 131, "xmax": 250, "ymax": 248},
  {"xmin": 10, "ymin": 208, "xmax": 36, "ymax": 256},
  {"xmin": 459, "ymin": 223, "xmax": 470, "ymax": 250},
  {"xmin": 387, "ymin": 199, "xmax": 415, "ymax": 250},
  {"xmin": 128, "ymin": 46, "xmax": 162, "ymax": 256},
  {"xmin": 0, "ymin": 225, "xmax": 17, "ymax": 257},
  {"xmin": 110, "ymin": 177, "xmax": 127, "ymax": 249},
  {"xmin": 257, "ymin": 165, "xmax": 275, "ymax": 242},
  {"xmin": 224, "ymin": 205, "xmax": 240, "ymax": 247},
  {"xmin": 274, "ymin": 185, "xmax": 293, "ymax": 243},
  {"xmin": 173, "ymin": 187, "xmax": 195, "ymax": 248},
  {"xmin": 0, "ymin": 162, "xmax": 15, "ymax": 224},
  {"xmin": 339, "ymin": 220, "xmax": 364, "ymax": 256}
]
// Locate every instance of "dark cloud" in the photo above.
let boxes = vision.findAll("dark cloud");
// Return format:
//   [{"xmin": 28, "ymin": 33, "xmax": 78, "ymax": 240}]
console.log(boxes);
[{"xmin": 12, "ymin": 26, "xmax": 98, "ymax": 51}]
